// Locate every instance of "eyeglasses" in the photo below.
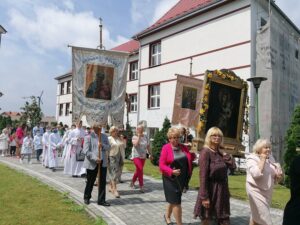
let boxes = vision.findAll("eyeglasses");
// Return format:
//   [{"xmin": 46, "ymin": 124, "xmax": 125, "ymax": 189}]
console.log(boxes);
[
  {"xmin": 170, "ymin": 136, "xmax": 180, "ymax": 139},
  {"xmin": 211, "ymin": 134, "xmax": 222, "ymax": 138}
]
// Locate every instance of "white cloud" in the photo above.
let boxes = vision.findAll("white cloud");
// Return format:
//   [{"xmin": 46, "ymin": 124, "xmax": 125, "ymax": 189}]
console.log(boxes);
[
  {"xmin": 8, "ymin": 5, "xmax": 127, "ymax": 54},
  {"xmin": 63, "ymin": 0, "xmax": 75, "ymax": 11},
  {"xmin": 150, "ymin": 0, "xmax": 178, "ymax": 25}
]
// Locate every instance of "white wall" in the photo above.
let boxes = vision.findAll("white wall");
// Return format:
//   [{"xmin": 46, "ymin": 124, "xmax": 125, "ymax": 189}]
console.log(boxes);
[{"xmin": 136, "ymin": 1, "xmax": 251, "ymax": 129}]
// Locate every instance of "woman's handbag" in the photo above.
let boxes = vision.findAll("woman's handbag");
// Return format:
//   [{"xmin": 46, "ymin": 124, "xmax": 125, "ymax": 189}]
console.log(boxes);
[{"xmin": 76, "ymin": 148, "xmax": 85, "ymax": 161}]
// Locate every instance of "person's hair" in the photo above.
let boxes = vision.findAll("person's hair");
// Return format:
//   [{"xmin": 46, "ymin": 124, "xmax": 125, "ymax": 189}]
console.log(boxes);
[
  {"xmin": 204, "ymin": 126, "xmax": 224, "ymax": 148},
  {"xmin": 137, "ymin": 124, "xmax": 144, "ymax": 131},
  {"xmin": 109, "ymin": 126, "xmax": 118, "ymax": 135},
  {"xmin": 167, "ymin": 127, "xmax": 181, "ymax": 139},
  {"xmin": 253, "ymin": 138, "xmax": 271, "ymax": 154}
]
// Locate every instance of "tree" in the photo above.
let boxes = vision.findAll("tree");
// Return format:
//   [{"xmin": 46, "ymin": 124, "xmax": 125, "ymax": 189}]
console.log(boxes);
[
  {"xmin": 151, "ymin": 117, "xmax": 171, "ymax": 166},
  {"xmin": 0, "ymin": 115, "xmax": 12, "ymax": 131},
  {"xmin": 123, "ymin": 122, "xmax": 134, "ymax": 159},
  {"xmin": 20, "ymin": 96, "xmax": 43, "ymax": 129},
  {"xmin": 283, "ymin": 105, "xmax": 300, "ymax": 187}
]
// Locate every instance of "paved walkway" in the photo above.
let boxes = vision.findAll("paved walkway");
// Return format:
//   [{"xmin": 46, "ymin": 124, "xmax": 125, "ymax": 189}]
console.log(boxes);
[{"xmin": 0, "ymin": 157, "xmax": 283, "ymax": 225}]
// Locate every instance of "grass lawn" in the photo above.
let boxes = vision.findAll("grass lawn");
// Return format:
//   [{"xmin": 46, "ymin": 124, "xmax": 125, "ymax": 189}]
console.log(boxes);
[
  {"xmin": 124, "ymin": 159, "xmax": 290, "ymax": 209},
  {"xmin": 0, "ymin": 164, "xmax": 106, "ymax": 225}
]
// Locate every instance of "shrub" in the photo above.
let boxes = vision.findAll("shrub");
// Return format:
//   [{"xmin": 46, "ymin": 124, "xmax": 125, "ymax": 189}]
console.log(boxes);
[
  {"xmin": 151, "ymin": 117, "xmax": 171, "ymax": 166},
  {"xmin": 283, "ymin": 105, "xmax": 300, "ymax": 187}
]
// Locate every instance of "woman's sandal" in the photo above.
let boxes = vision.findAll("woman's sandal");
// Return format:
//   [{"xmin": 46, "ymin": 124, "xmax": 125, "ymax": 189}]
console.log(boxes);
[{"xmin": 163, "ymin": 214, "xmax": 173, "ymax": 225}]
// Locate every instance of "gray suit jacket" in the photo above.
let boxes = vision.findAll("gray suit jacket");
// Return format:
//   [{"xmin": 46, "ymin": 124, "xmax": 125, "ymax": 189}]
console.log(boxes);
[{"xmin": 82, "ymin": 132, "xmax": 110, "ymax": 170}]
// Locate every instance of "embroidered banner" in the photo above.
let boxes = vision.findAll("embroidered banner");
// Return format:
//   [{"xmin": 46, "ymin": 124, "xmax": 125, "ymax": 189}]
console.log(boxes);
[{"xmin": 72, "ymin": 46, "xmax": 129, "ymax": 126}]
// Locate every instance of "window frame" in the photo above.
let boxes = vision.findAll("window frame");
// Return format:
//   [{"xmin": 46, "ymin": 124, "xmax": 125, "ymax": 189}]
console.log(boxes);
[
  {"xmin": 59, "ymin": 104, "xmax": 64, "ymax": 116},
  {"xmin": 129, "ymin": 61, "xmax": 139, "ymax": 80},
  {"xmin": 129, "ymin": 93, "xmax": 138, "ymax": 112},
  {"xmin": 60, "ymin": 82, "xmax": 65, "ymax": 95},
  {"xmin": 65, "ymin": 103, "xmax": 70, "ymax": 116},
  {"xmin": 148, "ymin": 84, "xmax": 160, "ymax": 109},
  {"xmin": 149, "ymin": 41, "xmax": 161, "ymax": 67},
  {"xmin": 66, "ymin": 81, "xmax": 71, "ymax": 94}
]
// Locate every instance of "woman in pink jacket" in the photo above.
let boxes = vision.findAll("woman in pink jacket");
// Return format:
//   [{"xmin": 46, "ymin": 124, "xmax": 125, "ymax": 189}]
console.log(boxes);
[{"xmin": 159, "ymin": 127, "xmax": 194, "ymax": 225}]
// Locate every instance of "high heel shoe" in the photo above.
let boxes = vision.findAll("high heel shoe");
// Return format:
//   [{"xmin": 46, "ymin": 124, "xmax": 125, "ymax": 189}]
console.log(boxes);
[{"xmin": 163, "ymin": 214, "xmax": 173, "ymax": 225}]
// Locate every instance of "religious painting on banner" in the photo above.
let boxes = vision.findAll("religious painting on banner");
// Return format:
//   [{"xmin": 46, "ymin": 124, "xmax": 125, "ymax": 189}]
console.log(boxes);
[
  {"xmin": 172, "ymin": 75, "xmax": 203, "ymax": 128},
  {"xmin": 85, "ymin": 64, "xmax": 114, "ymax": 100},
  {"xmin": 72, "ymin": 46, "xmax": 129, "ymax": 126}
]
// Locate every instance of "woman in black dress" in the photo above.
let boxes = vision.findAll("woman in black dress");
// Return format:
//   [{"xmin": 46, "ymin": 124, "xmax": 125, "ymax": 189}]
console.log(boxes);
[
  {"xmin": 194, "ymin": 127, "xmax": 235, "ymax": 225},
  {"xmin": 159, "ymin": 127, "xmax": 194, "ymax": 225}
]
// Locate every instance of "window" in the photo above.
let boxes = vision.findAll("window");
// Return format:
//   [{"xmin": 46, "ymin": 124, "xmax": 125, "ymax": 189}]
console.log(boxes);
[
  {"xmin": 260, "ymin": 17, "xmax": 267, "ymax": 27},
  {"xmin": 60, "ymin": 82, "xmax": 65, "ymax": 95},
  {"xmin": 66, "ymin": 81, "xmax": 71, "ymax": 94},
  {"xmin": 150, "ymin": 41, "xmax": 161, "ymax": 66},
  {"xmin": 65, "ymin": 103, "xmax": 70, "ymax": 116},
  {"xmin": 59, "ymin": 104, "xmax": 63, "ymax": 116},
  {"xmin": 296, "ymin": 49, "xmax": 299, "ymax": 59},
  {"xmin": 148, "ymin": 84, "xmax": 160, "ymax": 108},
  {"xmin": 129, "ymin": 94, "xmax": 137, "ymax": 112},
  {"xmin": 129, "ymin": 61, "xmax": 139, "ymax": 80}
]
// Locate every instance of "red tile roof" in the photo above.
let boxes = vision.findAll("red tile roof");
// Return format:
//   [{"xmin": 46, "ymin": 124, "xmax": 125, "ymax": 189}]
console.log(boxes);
[
  {"xmin": 135, "ymin": 0, "xmax": 219, "ymax": 38},
  {"xmin": 111, "ymin": 40, "xmax": 140, "ymax": 53},
  {"xmin": 1, "ymin": 112, "xmax": 21, "ymax": 116}
]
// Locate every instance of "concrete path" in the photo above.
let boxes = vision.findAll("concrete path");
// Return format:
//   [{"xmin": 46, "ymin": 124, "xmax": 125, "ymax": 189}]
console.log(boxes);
[{"xmin": 0, "ymin": 157, "xmax": 283, "ymax": 225}]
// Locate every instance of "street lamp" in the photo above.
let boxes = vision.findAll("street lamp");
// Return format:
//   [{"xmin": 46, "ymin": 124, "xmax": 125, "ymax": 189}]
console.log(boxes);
[{"xmin": 247, "ymin": 77, "xmax": 267, "ymax": 140}]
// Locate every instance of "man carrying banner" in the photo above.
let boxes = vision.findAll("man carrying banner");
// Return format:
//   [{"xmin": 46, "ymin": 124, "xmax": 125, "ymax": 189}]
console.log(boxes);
[{"xmin": 82, "ymin": 124, "xmax": 110, "ymax": 206}]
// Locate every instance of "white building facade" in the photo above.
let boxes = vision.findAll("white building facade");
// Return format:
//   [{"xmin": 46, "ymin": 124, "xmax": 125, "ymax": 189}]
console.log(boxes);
[{"xmin": 55, "ymin": 0, "xmax": 300, "ymax": 160}]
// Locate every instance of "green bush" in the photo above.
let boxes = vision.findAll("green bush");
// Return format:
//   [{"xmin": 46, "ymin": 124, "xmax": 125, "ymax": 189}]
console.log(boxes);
[
  {"xmin": 123, "ymin": 122, "xmax": 133, "ymax": 159},
  {"xmin": 283, "ymin": 105, "xmax": 300, "ymax": 187},
  {"xmin": 151, "ymin": 117, "xmax": 171, "ymax": 166}
]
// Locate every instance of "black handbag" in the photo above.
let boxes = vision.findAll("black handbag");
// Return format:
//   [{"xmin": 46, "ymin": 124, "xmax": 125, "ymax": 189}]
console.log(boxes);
[{"xmin": 76, "ymin": 148, "xmax": 85, "ymax": 161}]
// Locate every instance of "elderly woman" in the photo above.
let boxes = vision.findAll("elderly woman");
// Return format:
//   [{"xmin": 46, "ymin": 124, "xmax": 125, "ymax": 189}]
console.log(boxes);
[
  {"xmin": 108, "ymin": 126, "xmax": 125, "ymax": 198},
  {"xmin": 194, "ymin": 127, "xmax": 235, "ymax": 225},
  {"xmin": 159, "ymin": 127, "xmax": 194, "ymax": 225},
  {"xmin": 130, "ymin": 124, "xmax": 151, "ymax": 192},
  {"xmin": 246, "ymin": 138, "xmax": 283, "ymax": 225}
]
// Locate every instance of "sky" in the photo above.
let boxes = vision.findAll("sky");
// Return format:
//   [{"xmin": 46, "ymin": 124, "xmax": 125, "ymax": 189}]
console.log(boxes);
[{"xmin": 0, "ymin": 0, "xmax": 299, "ymax": 117}]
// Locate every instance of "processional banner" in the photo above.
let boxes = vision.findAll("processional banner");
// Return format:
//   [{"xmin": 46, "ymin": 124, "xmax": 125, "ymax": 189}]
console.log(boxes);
[
  {"xmin": 72, "ymin": 46, "xmax": 129, "ymax": 126},
  {"xmin": 172, "ymin": 75, "xmax": 203, "ymax": 128}
]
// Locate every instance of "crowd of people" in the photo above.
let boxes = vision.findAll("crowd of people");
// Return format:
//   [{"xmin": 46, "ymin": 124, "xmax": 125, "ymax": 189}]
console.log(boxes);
[{"xmin": 0, "ymin": 122, "xmax": 298, "ymax": 225}]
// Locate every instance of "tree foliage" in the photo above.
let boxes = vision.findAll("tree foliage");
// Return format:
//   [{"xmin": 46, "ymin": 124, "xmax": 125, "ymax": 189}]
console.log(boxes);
[
  {"xmin": 20, "ymin": 96, "xmax": 43, "ymax": 129},
  {"xmin": 123, "ymin": 122, "xmax": 134, "ymax": 159},
  {"xmin": 0, "ymin": 115, "xmax": 13, "ymax": 131},
  {"xmin": 283, "ymin": 105, "xmax": 300, "ymax": 187},
  {"xmin": 151, "ymin": 117, "xmax": 171, "ymax": 166}
]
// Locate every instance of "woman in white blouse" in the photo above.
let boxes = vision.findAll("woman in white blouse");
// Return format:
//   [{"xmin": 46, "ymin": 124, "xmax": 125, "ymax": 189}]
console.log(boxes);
[
  {"xmin": 108, "ymin": 126, "xmax": 126, "ymax": 198},
  {"xmin": 246, "ymin": 138, "xmax": 283, "ymax": 225}
]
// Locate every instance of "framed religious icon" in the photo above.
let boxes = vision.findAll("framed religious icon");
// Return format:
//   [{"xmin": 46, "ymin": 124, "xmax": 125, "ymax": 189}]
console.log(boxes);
[
  {"xmin": 85, "ymin": 64, "xmax": 114, "ymax": 100},
  {"xmin": 193, "ymin": 69, "xmax": 249, "ymax": 156}
]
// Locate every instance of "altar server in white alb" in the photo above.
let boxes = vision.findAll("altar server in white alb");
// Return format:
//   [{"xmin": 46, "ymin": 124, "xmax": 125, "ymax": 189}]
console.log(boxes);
[
  {"xmin": 0, "ymin": 128, "xmax": 10, "ymax": 156},
  {"xmin": 48, "ymin": 127, "xmax": 62, "ymax": 172},
  {"xmin": 33, "ymin": 130, "xmax": 43, "ymax": 162},
  {"xmin": 20, "ymin": 131, "xmax": 33, "ymax": 164},
  {"xmin": 68, "ymin": 121, "xmax": 86, "ymax": 177},
  {"xmin": 63, "ymin": 125, "xmax": 76, "ymax": 174},
  {"xmin": 61, "ymin": 124, "xmax": 75, "ymax": 164},
  {"xmin": 42, "ymin": 126, "xmax": 51, "ymax": 168}
]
